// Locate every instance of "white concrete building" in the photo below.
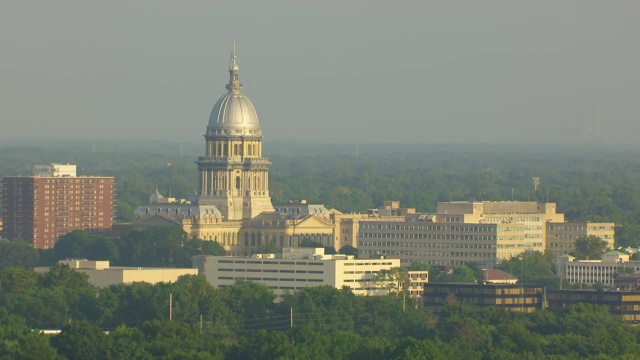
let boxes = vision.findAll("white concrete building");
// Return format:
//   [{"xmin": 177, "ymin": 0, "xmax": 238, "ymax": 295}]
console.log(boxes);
[
  {"xmin": 193, "ymin": 248, "xmax": 401, "ymax": 296},
  {"xmin": 35, "ymin": 260, "xmax": 197, "ymax": 287},
  {"xmin": 555, "ymin": 252, "xmax": 640, "ymax": 287}
]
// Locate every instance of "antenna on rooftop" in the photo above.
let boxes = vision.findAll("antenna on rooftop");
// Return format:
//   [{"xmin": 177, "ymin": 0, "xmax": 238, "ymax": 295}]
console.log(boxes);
[{"xmin": 532, "ymin": 177, "xmax": 540, "ymax": 192}]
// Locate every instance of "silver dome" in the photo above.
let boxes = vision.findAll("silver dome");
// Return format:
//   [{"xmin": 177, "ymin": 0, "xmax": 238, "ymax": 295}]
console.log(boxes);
[
  {"xmin": 208, "ymin": 92, "xmax": 260, "ymax": 130},
  {"xmin": 149, "ymin": 187, "xmax": 164, "ymax": 204},
  {"xmin": 207, "ymin": 42, "xmax": 261, "ymax": 132}
]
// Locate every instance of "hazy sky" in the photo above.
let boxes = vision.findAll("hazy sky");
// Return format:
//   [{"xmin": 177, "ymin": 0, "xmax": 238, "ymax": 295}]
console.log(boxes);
[{"xmin": 1, "ymin": 1, "xmax": 638, "ymax": 144}]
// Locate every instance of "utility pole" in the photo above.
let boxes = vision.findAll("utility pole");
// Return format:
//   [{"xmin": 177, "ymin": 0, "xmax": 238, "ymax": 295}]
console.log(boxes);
[
  {"xmin": 169, "ymin": 293, "xmax": 173, "ymax": 321},
  {"xmin": 290, "ymin": 307, "xmax": 295, "ymax": 346},
  {"xmin": 403, "ymin": 290, "xmax": 406, "ymax": 312},
  {"xmin": 200, "ymin": 315, "xmax": 203, "ymax": 335},
  {"xmin": 290, "ymin": 307, "xmax": 294, "ymax": 329}
]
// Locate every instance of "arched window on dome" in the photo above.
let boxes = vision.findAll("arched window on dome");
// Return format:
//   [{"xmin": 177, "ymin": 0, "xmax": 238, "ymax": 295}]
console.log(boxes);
[{"xmin": 233, "ymin": 144, "xmax": 238, "ymax": 155}]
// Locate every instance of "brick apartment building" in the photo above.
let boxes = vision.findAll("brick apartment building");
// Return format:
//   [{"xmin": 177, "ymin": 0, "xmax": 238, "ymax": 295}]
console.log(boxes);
[{"xmin": 2, "ymin": 164, "xmax": 114, "ymax": 249}]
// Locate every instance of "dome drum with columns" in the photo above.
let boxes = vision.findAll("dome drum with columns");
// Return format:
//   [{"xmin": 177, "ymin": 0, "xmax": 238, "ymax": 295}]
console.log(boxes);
[{"xmin": 196, "ymin": 43, "xmax": 274, "ymax": 220}]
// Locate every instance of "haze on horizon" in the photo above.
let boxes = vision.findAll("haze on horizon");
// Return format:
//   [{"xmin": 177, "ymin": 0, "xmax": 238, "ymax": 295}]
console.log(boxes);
[{"xmin": 0, "ymin": 1, "xmax": 637, "ymax": 145}]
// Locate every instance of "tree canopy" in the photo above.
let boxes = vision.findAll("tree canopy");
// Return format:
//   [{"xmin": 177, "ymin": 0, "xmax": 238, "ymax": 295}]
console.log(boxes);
[
  {"xmin": 0, "ymin": 267, "xmax": 638, "ymax": 359},
  {"xmin": 571, "ymin": 235, "xmax": 610, "ymax": 260},
  {"xmin": 41, "ymin": 228, "xmax": 225, "ymax": 268}
]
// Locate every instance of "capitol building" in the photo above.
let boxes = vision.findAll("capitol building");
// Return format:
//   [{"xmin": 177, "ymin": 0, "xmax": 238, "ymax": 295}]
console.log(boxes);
[
  {"xmin": 130, "ymin": 45, "xmax": 615, "ymax": 267},
  {"xmin": 133, "ymin": 46, "xmax": 336, "ymax": 256}
]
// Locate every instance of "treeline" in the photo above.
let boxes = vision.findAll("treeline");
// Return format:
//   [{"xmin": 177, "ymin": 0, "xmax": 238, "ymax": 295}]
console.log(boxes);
[
  {"xmin": 3, "ymin": 142, "xmax": 640, "ymax": 246},
  {"xmin": 1, "ymin": 265, "xmax": 639, "ymax": 359},
  {"xmin": 0, "ymin": 227, "xmax": 225, "ymax": 271}
]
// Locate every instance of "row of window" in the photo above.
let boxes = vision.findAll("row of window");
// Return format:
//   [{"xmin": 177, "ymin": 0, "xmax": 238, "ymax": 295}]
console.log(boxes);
[
  {"xmin": 218, "ymin": 268, "xmax": 324, "ymax": 274},
  {"xmin": 218, "ymin": 259, "xmax": 324, "ymax": 266},
  {"xmin": 217, "ymin": 276, "xmax": 324, "ymax": 283},
  {"xmin": 485, "ymin": 216, "xmax": 542, "ymax": 222},
  {"xmin": 360, "ymin": 233, "xmax": 498, "ymax": 241},
  {"xmin": 361, "ymin": 224, "xmax": 497, "ymax": 231},
  {"xmin": 359, "ymin": 241, "xmax": 497, "ymax": 249},
  {"xmin": 359, "ymin": 249, "xmax": 497, "ymax": 258},
  {"xmin": 342, "ymin": 262, "xmax": 394, "ymax": 266}
]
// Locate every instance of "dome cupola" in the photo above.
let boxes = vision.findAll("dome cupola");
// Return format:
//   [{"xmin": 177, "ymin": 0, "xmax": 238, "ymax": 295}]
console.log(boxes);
[{"xmin": 207, "ymin": 41, "xmax": 261, "ymax": 134}]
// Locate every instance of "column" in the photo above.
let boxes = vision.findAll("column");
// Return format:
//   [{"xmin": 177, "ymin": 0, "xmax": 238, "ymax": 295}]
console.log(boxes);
[{"xmin": 209, "ymin": 171, "xmax": 214, "ymax": 195}]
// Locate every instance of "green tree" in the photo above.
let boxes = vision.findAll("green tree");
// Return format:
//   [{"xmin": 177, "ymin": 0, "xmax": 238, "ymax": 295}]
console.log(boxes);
[
  {"xmin": 106, "ymin": 325, "xmax": 153, "ymax": 360},
  {"xmin": 406, "ymin": 262, "xmax": 431, "ymax": 272},
  {"xmin": 0, "ymin": 238, "xmax": 40, "ymax": 270},
  {"xmin": 571, "ymin": 235, "xmax": 610, "ymax": 260},
  {"xmin": 0, "ymin": 315, "xmax": 63, "ymax": 360},
  {"xmin": 339, "ymin": 245, "xmax": 358, "ymax": 256},
  {"xmin": 299, "ymin": 238, "xmax": 337, "ymax": 255},
  {"xmin": 372, "ymin": 267, "xmax": 410, "ymax": 295},
  {"xmin": 51, "ymin": 320, "xmax": 108, "ymax": 360},
  {"xmin": 497, "ymin": 251, "xmax": 559, "ymax": 288},
  {"xmin": 615, "ymin": 224, "xmax": 640, "ymax": 248},
  {"xmin": 116, "ymin": 201, "xmax": 135, "ymax": 222},
  {"xmin": 433, "ymin": 265, "xmax": 478, "ymax": 283},
  {"xmin": 52, "ymin": 230, "xmax": 106, "ymax": 260},
  {"xmin": 219, "ymin": 280, "xmax": 276, "ymax": 329}
]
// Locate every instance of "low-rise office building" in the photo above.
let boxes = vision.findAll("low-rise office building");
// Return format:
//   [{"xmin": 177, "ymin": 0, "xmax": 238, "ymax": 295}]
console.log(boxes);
[
  {"xmin": 359, "ymin": 220, "xmax": 525, "ymax": 268},
  {"xmin": 357, "ymin": 201, "xmax": 614, "ymax": 269},
  {"xmin": 35, "ymin": 260, "xmax": 197, "ymax": 287},
  {"xmin": 547, "ymin": 289, "xmax": 640, "ymax": 322},
  {"xmin": 546, "ymin": 222, "xmax": 615, "ymax": 257},
  {"xmin": 193, "ymin": 247, "xmax": 402, "ymax": 296},
  {"xmin": 423, "ymin": 283, "xmax": 545, "ymax": 313},
  {"xmin": 408, "ymin": 270, "xmax": 430, "ymax": 300},
  {"xmin": 555, "ymin": 252, "xmax": 640, "ymax": 287}
]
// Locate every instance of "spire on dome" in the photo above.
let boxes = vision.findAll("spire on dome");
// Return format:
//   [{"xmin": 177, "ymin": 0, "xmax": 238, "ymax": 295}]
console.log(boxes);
[{"xmin": 226, "ymin": 38, "xmax": 242, "ymax": 93}]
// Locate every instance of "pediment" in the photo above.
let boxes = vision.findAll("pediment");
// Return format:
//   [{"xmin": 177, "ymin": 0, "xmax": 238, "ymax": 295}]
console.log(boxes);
[
  {"xmin": 290, "ymin": 214, "xmax": 334, "ymax": 229},
  {"xmin": 133, "ymin": 214, "xmax": 182, "ymax": 228}
]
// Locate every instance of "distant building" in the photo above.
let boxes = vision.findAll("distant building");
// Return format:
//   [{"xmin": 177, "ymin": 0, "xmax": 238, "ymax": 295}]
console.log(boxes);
[
  {"xmin": 35, "ymin": 260, "xmax": 197, "ymax": 287},
  {"xmin": 482, "ymin": 269, "xmax": 519, "ymax": 284},
  {"xmin": 547, "ymin": 289, "xmax": 640, "ymax": 322},
  {"xmin": 435, "ymin": 201, "xmax": 565, "ymax": 252},
  {"xmin": 555, "ymin": 251, "xmax": 640, "ymax": 287},
  {"xmin": 331, "ymin": 212, "xmax": 405, "ymax": 250},
  {"xmin": 359, "ymin": 219, "xmax": 524, "ymax": 268},
  {"xmin": 546, "ymin": 222, "xmax": 615, "ymax": 257},
  {"xmin": 2, "ymin": 163, "xmax": 115, "ymax": 249},
  {"xmin": 357, "ymin": 201, "xmax": 614, "ymax": 268},
  {"xmin": 423, "ymin": 283, "xmax": 545, "ymax": 313},
  {"xmin": 193, "ymin": 247, "xmax": 402, "ymax": 297},
  {"xmin": 408, "ymin": 270, "xmax": 430, "ymax": 300},
  {"xmin": 615, "ymin": 274, "xmax": 640, "ymax": 291}
]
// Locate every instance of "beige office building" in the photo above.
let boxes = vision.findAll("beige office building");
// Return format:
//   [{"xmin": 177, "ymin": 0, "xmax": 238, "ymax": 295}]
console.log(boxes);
[
  {"xmin": 359, "ymin": 220, "xmax": 526, "ymax": 268},
  {"xmin": 357, "ymin": 201, "xmax": 614, "ymax": 268},
  {"xmin": 35, "ymin": 260, "xmax": 197, "ymax": 288},
  {"xmin": 546, "ymin": 222, "xmax": 615, "ymax": 257},
  {"xmin": 436, "ymin": 201, "xmax": 565, "ymax": 252},
  {"xmin": 193, "ymin": 247, "xmax": 401, "ymax": 296}
]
